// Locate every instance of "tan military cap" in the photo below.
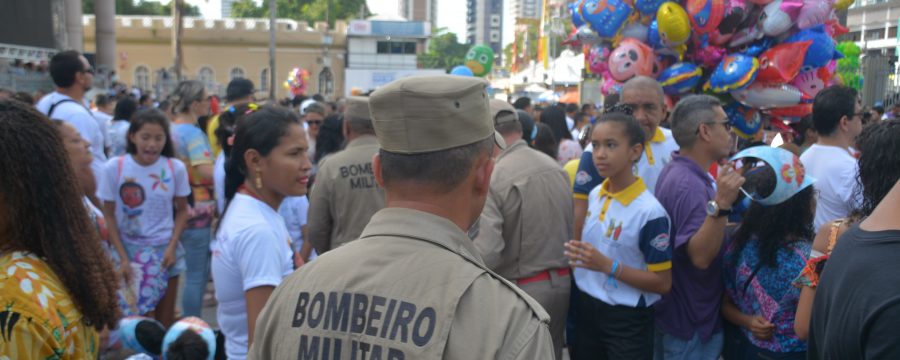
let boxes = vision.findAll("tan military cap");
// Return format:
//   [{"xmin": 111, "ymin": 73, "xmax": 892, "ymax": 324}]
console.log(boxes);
[
  {"xmin": 489, "ymin": 99, "xmax": 518, "ymax": 126},
  {"xmin": 369, "ymin": 75, "xmax": 506, "ymax": 154},
  {"xmin": 344, "ymin": 96, "xmax": 371, "ymax": 122}
]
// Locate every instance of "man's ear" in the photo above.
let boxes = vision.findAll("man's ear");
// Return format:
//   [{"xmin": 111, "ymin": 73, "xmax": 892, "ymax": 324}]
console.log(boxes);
[
  {"xmin": 473, "ymin": 150, "xmax": 495, "ymax": 196},
  {"xmin": 373, "ymin": 153, "xmax": 385, "ymax": 189}
]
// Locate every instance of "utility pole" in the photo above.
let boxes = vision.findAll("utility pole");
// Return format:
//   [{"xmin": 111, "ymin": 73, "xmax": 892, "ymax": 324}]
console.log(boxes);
[
  {"xmin": 96, "ymin": 0, "xmax": 116, "ymax": 84},
  {"xmin": 173, "ymin": 0, "xmax": 184, "ymax": 81},
  {"xmin": 65, "ymin": 0, "xmax": 84, "ymax": 51},
  {"xmin": 269, "ymin": 0, "xmax": 277, "ymax": 100}
]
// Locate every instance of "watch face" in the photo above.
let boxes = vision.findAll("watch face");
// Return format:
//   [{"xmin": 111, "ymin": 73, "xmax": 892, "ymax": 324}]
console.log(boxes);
[{"xmin": 706, "ymin": 201, "xmax": 717, "ymax": 216}]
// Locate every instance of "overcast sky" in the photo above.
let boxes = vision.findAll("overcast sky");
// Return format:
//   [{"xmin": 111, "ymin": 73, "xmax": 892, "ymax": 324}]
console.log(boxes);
[{"xmin": 175, "ymin": 0, "xmax": 468, "ymax": 41}]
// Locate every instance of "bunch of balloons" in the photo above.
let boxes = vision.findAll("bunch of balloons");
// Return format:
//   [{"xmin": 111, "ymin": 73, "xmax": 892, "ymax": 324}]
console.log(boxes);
[
  {"xmin": 450, "ymin": 45, "xmax": 495, "ymax": 77},
  {"xmin": 571, "ymin": 0, "xmax": 855, "ymax": 139},
  {"xmin": 283, "ymin": 67, "xmax": 309, "ymax": 97},
  {"xmin": 835, "ymin": 41, "xmax": 863, "ymax": 90}
]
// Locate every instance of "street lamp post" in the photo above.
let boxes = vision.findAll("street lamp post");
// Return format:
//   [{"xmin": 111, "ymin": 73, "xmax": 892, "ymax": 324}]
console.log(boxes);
[{"xmin": 269, "ymin": 0, "xmax": 277, "ymax": 101}]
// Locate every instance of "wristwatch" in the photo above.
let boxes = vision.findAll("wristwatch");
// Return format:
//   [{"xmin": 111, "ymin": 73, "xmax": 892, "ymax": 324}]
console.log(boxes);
[{"xmin": 706, "ymin": 200, "xmax": 732, "ymax": 218}]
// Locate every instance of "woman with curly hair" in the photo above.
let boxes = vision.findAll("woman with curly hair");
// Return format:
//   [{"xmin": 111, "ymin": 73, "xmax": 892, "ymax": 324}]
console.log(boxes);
[
  {"xmin": 794, "ymin": 120, "xmax": 900, "ymax": 340},
  {"xmin": 0, "ymin": 99, "xmax": 121, "ymax": 358},
  {"xmin": 720, "ymin": 147, "xmax": 816, "ymax": 359}
]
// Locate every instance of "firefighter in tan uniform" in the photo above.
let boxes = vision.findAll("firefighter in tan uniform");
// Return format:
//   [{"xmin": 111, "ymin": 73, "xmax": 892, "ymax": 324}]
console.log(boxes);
[
  {"xmin": 250, "ymin": 75, "xmax": 554, "ymax": 360},
  {"xmin": 306, "ymin": 96, "xmax": 385, "ymax": 257},
  {"xmin": 474, "ymin": 99, "xmax": 574, "ymax": 360}
]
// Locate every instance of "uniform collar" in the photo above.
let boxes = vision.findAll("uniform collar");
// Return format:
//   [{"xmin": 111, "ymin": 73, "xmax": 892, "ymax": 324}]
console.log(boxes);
[
  {"xmin": 497, "ymin": 139, "xmax": 527, "ymax": 161},
  {"xmin": 649, "ymin": 127, "xmax": 665, "ymax": 143},
  {"xmin": 598, "ymin": 177, "xmax": 646, "ymax": 207},
  {"xmin": 360, "ymin": 207, "xmax": 485, "ymax": 264},
  {"xmin": 345, "ymin": 134, "xmax": 379, "ymax": 149}
]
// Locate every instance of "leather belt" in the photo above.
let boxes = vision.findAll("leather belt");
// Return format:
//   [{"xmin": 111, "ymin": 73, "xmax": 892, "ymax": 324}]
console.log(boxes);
[{"xmin": 516, "ymin": 267, "xmax": 571, "ymax": 286}]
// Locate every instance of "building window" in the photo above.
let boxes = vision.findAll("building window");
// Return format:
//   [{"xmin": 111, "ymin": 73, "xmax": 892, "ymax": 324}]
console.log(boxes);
[
  {"xmin": 134, "ymin": 66, "xmax": 150, "ymax": 90},
  {"xmin": 490, "ymin": 14, "xmax": 501, "ymax": 26},
  {"xmin": 844, "ymin": 31, "xmax": 861, "ymax": 42},
  {"xmin": 490, "ymin": 31, "xmax": 500, "ymax": 42},
  {"xmin": 318, "ymin": 67, "xmax": 334, "ymax": 98},
  {"xmin": 377, "ymin": 41, "xmax": 417, "ymax": 54},
  {"xmin": 866, "ymin": 28, "xmax": 884, "ymax": 41},
  {"xmin": 260, "ymin": 68, "xmax": 269, "ymax": 92},
  {"xmin": 890, "ymin": 27, "xmax": 897, "ymax": 39},
  {"xmin": 198, "ymin": 66, "xmax": 215, "ymax": 90},
  {"xmin": 230, "ymin": 67, "xmax": 245, "ymax": 80}
]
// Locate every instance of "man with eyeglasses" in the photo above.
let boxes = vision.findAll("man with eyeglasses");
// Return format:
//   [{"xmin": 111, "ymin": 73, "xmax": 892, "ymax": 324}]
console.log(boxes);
[
  {"xmin": 652, "ymin": 95, "xmax": 745, "ymax": 360},
  {"xmin": 36, "ymin": 50, "xmax": 106, "ymax": 188},
  {"xmin": 799, "ymin": 85, "xmax": 864, "ymax": 229},
  {"xmin": 302, "ymin": 102, "xmax": 327, "ymax": 167}
]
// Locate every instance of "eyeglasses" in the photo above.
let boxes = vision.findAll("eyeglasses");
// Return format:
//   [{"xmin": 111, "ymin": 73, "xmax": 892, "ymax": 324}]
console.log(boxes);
[
  {"xmin": 621, "ymin": 102, "xmax": 659, "ymax": 114},
  {"xmin": 307, "ymin": 120, "xmax": 323, "ymax": 126},
  {"xmin": 696, "ymin": 120, "xmax": 732, "ymax": 134},
  {"xmin": 603, "ymin": 104, "xmax": 634, "ymax": 116}
]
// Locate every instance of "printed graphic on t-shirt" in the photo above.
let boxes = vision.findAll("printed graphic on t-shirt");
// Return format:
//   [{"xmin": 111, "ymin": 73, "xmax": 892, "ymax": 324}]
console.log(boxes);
[
  {"xmin": 150, "ymin": 168, "xmax": 172, "ymax": 191},
  {"xmin": 120, "ymin": 178, "xmax": 146, "ymax": 237}
]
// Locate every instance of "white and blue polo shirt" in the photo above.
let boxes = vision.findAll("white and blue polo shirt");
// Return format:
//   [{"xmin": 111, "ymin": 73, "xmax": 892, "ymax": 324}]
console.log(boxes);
[{"xmin": 574, "ymin": 177, "xmax": 673, "ymax": 308}]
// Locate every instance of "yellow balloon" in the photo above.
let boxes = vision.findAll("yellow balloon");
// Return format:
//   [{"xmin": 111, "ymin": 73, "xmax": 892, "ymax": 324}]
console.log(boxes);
[
  {"xmin": 833, "ymin": 0, "xmax": 853, "ymax": 10},
  {"xmin": 657, "ymin": 2, "xmax": 691, "ymax": 48}
]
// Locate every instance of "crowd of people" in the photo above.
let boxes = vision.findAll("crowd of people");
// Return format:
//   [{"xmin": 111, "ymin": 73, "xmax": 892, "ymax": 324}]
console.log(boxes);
[{"xmin": 1, "ymin": 48, "xmax": 899, "ymax": 360}]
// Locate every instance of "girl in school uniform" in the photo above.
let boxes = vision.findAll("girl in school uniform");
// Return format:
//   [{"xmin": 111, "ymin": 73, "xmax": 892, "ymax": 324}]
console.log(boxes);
[
  {"xmin": 100, "ymin": 108, "xmax": 191, "ymax": 327},
  {"xmin": 565, "ymin": 106, "xmax": 673, "ymax": 360}
]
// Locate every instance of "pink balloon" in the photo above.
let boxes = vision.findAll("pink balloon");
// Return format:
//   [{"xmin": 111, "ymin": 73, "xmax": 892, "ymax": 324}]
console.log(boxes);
[
  {"xmin": 790, "ymin": 66, "xmax": 833, "ymax": 98},
  {"xmin": 608, "ymin": 38, "xmax": 656, "ymax": 82},
  {"xmin": 798, "ymin": 0, "xmax": 834, "ymax": 29}
]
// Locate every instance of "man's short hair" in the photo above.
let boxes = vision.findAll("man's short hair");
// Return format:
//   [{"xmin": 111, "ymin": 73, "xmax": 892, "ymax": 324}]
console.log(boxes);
[
  {"xmin": 812, "ymin": 85, "xmax": 857, "ymax": 136},
  {"xmin": 379, "ymin": 137, "xmax": 494, "ymax": 193},
  {"xmin": 495, "ymin": 110, "xmax": 523, "ymax": 135},
  {"xmin": 565, "ymin": 103, "xmax": 579, "ymax": 114},
  {"xmin": 94, "ymin": 94, "xmax": 114, "ymax": 107},
  {"xmin": 670, "ymin": 95, "xmax": 721, "ymax": 148},
  {"xmin": 49, "ymin": 51, "xmax": 85, "ymax": 88},
  {"xmin": 303, "ymin": 102, "xmax": 326, "ymax": 117},
  {"xmin": 512, "ymin": 97, "xmax": 532, "ymax": 110},
  {"xmin": 225, "ymin": 78, "xmax": 255, "ymax": 102}
]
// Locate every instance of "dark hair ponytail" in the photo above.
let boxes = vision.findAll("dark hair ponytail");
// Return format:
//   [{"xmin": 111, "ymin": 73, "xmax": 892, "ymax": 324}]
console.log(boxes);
[{"xmin": 222, "ymin": 106, "xmax": 301, "ymax": 217}]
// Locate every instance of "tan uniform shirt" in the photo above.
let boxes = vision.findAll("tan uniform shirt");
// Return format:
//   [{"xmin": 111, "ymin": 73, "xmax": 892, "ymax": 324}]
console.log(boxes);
[
  {"xmin": 474, "ymin": 139, "xmax": 574, "ymax": 280},
  {"xmin": 250, "ymin": 208, "xmax": 555, "ymax": 360},
  {"xmin": 307, "ymin": 135, "xmax": 385, "ymax": 254}
]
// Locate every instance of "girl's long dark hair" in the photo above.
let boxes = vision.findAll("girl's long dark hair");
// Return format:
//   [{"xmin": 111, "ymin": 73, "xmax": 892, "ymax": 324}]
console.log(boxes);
[
  {"xmin": 126, "ymin": 108, "xmax": 176, "ymax": 158},
  {"xmin": 0, "ymin": 99, "xmax": 120, "ymax": 329},
  {"xmin": 215, "ymin": 102, "xmax": 255, "ymax": 157},
  {"xmin": 541, "ymin": 106, "xmax": 574, "ymax": 141},
  {"xmin": 852, "ymin": 121, "xmax": 900, "ymax": 222},
  {"xmin": 222, "ymin": 106, "xmax": 300, "ymax": 217},
  {"xmin": 732, "ymin": 165, "xmax": 815, "ymax": 268},
  {"xmin": 315, "ymin": 113, "xmax": 345, "ymax": 164}
]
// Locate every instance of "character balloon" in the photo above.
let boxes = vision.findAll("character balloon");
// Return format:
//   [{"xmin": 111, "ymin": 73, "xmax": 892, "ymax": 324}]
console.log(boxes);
[
  {"xmin": 658, "ymin": 62, "xmax": 703, "ymax": 95},
  {"xmin": 759, "ymin": 0, "xmax": 803, "ymax": 37},
  {"xmin": 657, "ymin": 2, "xmax": 692, "ymax": 49},
  {"xmin": 731, "ymin": 83, "xmax": 809, "ymax": 109},
  {"xmin": 705, "ymin": 54, "xmax": 759, "ymax": 93},
  {"xmin": 608, "ymin": 38, "xmax": 656, "ymax": 81},
  {"xmin": 465, "ymin": 45, "xmax": 495, "ymax": 77},
  {"xmin": 581, "ymin": 0, "xmax": 635, "ymax": 39},
  {"xmin": 686, "ymin": 0, "xmax": 725, "ymax": 35},
  {"xmin": 791, "ymin": 67, "xmax": 833, "ymax": 98},
  {"xmin": 756, "ymin": 41, "xmax": 811, "ymax": 84},
  {"xmin": 784, "ymin": 25, "xmax": 844, "ymax": 71},
  {"xmin": 725, "ymin": 102, "xmax": 763, "ymax": 139}
]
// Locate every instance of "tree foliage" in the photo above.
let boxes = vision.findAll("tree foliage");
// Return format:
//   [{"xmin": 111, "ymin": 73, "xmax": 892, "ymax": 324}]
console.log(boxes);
[
  {"xmin": 418, "ymin": 28, "xmax": 469, "ymax": 72},
  {"xmin": 83, "ymin": 0, "xmax": 201, "ymax": 16},
  {"xmin": 230, "ymin": 0, "xmax": 370, "ymax": 28}
]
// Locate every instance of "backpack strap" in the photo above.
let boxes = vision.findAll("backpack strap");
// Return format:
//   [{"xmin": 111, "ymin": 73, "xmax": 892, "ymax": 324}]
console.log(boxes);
[
  {"xmin": 47, "ymin": 98, "xmax": 78, "ymax": 118},
  {"xmin": 116, "ymin": 155, "xmax": 125, "ymax": 184}
]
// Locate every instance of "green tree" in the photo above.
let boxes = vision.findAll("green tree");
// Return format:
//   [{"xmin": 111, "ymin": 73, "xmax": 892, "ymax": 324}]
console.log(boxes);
[
  {"xmin": 418, "ymin": 28, "xmax": 469, "ymax": 72},
  {"xmin": 230, "ymin": 0, "xmax": 370, "ymax": 28},
  {"xmin": 83, "ymin": 0, "xmax": 201, "ymax": 16}
]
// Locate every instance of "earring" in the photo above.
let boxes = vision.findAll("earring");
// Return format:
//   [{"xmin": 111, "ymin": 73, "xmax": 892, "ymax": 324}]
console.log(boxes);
[
  {"xmin": 255, "ymin": 170, "xmax": 263, "ymax": 189},
  {"xmin": 632, "ymin": 163, "xmax": 639, "ymax": 176}
]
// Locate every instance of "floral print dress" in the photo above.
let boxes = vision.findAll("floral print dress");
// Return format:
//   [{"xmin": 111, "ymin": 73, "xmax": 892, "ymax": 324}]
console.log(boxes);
[{"xmin": 0, "ymin": 251, "xmax": 99, "ymax": 359}]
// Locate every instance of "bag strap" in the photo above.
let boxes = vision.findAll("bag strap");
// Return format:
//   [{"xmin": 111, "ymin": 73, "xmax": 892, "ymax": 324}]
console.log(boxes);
[
  {"xmin": 116, "ymin": 155, "xmax": 125, "ymax": 184},
  {"xmin": 47, "ymin": 98, "xmax": 78, "ymax": 118}
]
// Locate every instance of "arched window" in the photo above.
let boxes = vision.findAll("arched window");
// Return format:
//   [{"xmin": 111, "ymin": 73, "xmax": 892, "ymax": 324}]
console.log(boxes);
[
  {"xmin": 260, "ymin": 68, "xmax": 269, "ymax": 92},
  {"xmin": 318, "ymin": 67, "xmax": 333, "ymax": 97},
  {"xmin": 134, "ymin": 65, "xmax": 150, "ymax": 90},
  {"xmin": 198, "ymin": 66, "xmax": 215, "ymax": 90},
  {"xmin": 230, "ymin": 67, "xmax": 245, "ymax": 80}
]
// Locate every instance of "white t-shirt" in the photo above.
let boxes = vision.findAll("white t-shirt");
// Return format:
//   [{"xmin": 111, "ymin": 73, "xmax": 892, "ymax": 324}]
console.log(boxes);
[
  {"xmin": 36, "ymin": 92, "xmax": 107, "ymax": 181},
  {"xmin": 92, "ymin": 109, "xmax": 113, "ymax": 151},
  {"xmin": 800, "ymin": 144, "xmax": 861, "ymax": 229},
  {"xmin": 98, "ymin": 155, "xmax": 190, "ymax": 246},
  {"xmin": 211, "ymin": 193, "xmax": 295, "ymax": 360},
  {"xmin": 107, "ymin": 119, "xmax": 130, "ymax": 157}
]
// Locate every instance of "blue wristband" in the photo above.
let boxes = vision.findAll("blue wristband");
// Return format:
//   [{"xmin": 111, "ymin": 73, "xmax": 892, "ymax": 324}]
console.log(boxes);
[{"xmin": 607, "ymin": 260, "xmax": 619, "ymax": 289}]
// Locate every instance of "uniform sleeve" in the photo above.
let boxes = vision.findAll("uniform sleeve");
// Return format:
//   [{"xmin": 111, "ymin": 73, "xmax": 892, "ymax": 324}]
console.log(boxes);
[
  {"xmin": 98, "ymin": 158, "xmax": 118, "ymax": 202},
  {"xmin": 863, "ymin": 300, "xmax": 900, "ymax": 358},
  {"xmin": 669, "ymin": 187, "xmax": 707, "ymax": 249},
  {"xmin": 306, "ymin": 166, "xmax": 333, "ymax": 254},
  {"xmin": 171, "ymin": 158, "xmax": 192, "ymax": 197},
  {"xmin": 638, "ymin": 216, "xmax": 672, "ymax": 272},
  {"xmin": 235, "ymin": 225, "xmax": 289, "ymax": 290},
  {"xmin": 443, "ymin": 274, "xmax": 555, "ymax": 360},
  {"xmin": 573, "ymin": 150, "xmax": 602, "ymax": 199},
  {"xmin": 473, "ymin": 188, "xmax": 508, "ymax": 270},
  {"xmin": 185, "ymin": 128, "xmax": 213, "ymax": 166}
]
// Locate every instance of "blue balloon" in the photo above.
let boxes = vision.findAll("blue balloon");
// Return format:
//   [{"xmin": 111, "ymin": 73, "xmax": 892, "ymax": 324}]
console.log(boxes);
[
  {"xmin": 581, "ymin": 0, "xmax": 634, "ymax": 39},
  {"xmin": 635, "ymin": 0, "xmax": 666, "ymax": 16},
  {"xmin": 737, "ymin": 38, "xmax": 774, "ymax": 57},
  {"xmin": 658, "ymin": 62, "xmax": 703, "ymax": 96},
  {"xmin": 571, "ymin": 1, "xmax": 586, "ymax": 28},
  {"xmin": 705, "ymin": 54, "xmax": 759, "ymax": 93},
  {"xmin": 724, "ymin": 102, "xmax": 762, "ymax": 138},
  {"xmin": 648, "ymin": 19, "xmax": 662, "ymax": 49},
  {"xmin": 450, "ymin": 65, "xmax": 474, "ymax": 77},
  {"xmin": 784, "ymin": 25, "xmax": 844, "ymax": 71}
]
